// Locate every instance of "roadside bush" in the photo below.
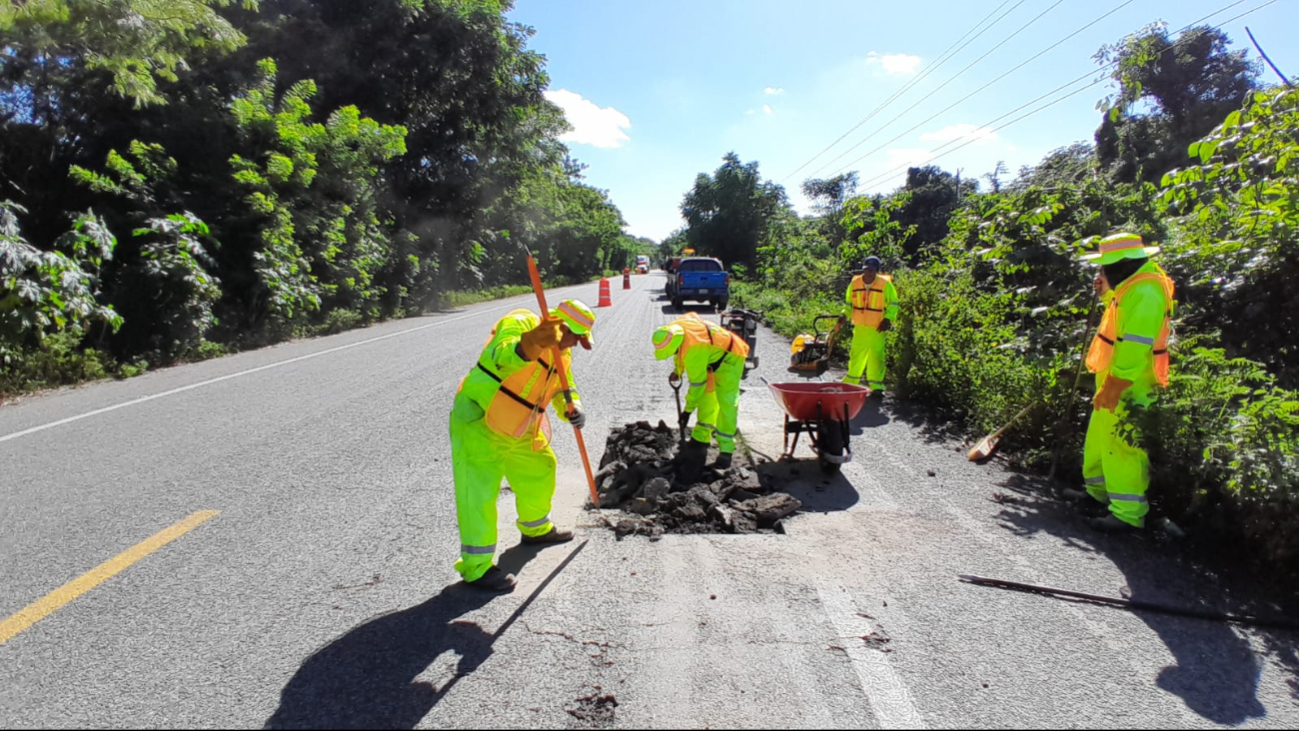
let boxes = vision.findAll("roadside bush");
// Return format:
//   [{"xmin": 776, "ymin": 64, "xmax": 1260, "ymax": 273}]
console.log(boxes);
[{"xmin": 0, "ymin": 332, "xmax": 112, "ymax": 397}]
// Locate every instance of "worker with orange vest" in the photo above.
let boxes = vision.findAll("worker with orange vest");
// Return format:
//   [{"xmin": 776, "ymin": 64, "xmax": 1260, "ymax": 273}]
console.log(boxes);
[
  {"xmin": 450, "ymin": 300, "xmax": 597, "ymax": 592},
  {"xmin": 651, "ymin": 313, "xmax": 751, "ymax": 470},
  {"xmin": 837, "ymin": 256, "xmax": 899, "ymax": 395},
  {"xmin": 1069, "ymin": 233, "xmax": 1175, "ymax": 532}
]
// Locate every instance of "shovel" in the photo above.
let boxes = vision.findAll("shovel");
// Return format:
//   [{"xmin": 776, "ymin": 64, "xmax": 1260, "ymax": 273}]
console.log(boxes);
[{"xmin": 669, "ymin": 375, "xmax": 687, "ymax": 444}]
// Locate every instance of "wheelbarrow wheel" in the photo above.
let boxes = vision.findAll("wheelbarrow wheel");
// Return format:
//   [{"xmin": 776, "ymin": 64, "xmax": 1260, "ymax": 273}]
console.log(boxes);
[{"xmin": 816, "ymin": 418, "xmax": 845, "ymax": 474}]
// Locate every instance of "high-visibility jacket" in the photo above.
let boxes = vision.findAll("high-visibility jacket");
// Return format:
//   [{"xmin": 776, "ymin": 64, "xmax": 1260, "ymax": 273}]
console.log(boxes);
[
  {"xmin": 845, "ymin": 274, "xmax": 899, "ymax": 328},
  {"xmin": 1086, "ymin": 261, "xmax": 1175, "ymax": 387},
  {"xmin": 672, "ymin": 314, "xmax": 750, "ymax": 412},
  {"xmin": 457, "ymin": 309, "xmax": 579, "ymax": 448}
]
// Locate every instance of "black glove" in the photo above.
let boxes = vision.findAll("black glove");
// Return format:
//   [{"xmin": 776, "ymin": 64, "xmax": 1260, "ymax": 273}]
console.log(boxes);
[
  {"xmin": 568, "ymin": 408, "xmax": 586, "ymax": 429},
  {"xmin": 679, "ymin": 410, "xmax": 692, "ymax": 434},
  {"xmin": 878, "ymin": 319, "xmax": 894, "ymax": 333}
]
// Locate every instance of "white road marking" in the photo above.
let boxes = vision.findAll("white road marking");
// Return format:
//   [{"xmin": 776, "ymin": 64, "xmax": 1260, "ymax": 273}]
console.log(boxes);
[
  {"xmin": 818, "ymin": 583, "xmax": 926, "ymax": 730},
  {"xmin": 0, "ymin": 300, "xmax": 539, "ymax": 445}
]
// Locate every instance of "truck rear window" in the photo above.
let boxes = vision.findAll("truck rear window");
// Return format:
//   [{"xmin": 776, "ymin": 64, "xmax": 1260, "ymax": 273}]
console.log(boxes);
[{"xmin": 679, "ymin": 259, "xmax": 722, "ymax": 272}]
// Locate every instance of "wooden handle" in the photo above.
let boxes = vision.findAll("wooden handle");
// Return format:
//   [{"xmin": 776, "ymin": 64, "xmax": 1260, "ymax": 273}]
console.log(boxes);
[{"xmin": 521, "ymin": 246, "xmax": 599, "ymax": 506}]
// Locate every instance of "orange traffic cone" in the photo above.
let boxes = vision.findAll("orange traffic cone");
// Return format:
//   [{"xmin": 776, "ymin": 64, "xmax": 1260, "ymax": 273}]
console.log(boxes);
[
  {"xmin": 623, "ymin": 268, "xmax": 631, "ymax": 290},
  {"xmin": 598, "ymin": 278, "xmax": 612, "ymax": 307}
]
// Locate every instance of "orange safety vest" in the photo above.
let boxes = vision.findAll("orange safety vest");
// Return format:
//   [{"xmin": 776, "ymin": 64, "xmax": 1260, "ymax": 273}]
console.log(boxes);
[
  {"xmin": 463, "ymin": 318, "xmax": 573, "ymax": 445},
  {"xmin": 677, "ymin": 315, "xmax": 751, "ymax": 368},
  {"xmin": 850, "ymin": 273, "xmax": 893, "ymax": 327},
  {"xmin": 1086, "ymin": 268, "xmax": 1175, "ymax": 387}
]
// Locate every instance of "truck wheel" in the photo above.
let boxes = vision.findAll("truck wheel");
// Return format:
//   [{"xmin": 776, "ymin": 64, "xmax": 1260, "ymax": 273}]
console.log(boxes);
[{"xmin": 716, "ymin": 298, "xmax": 729, "ymax": 311}]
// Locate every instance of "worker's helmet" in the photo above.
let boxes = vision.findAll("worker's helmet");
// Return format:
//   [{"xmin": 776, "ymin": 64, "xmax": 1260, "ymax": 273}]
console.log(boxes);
[
  {"xmin": 1081, "ymin": 232, "xmax": 1161, "ymax": 266},
  {"xmin": 860, "ymin": 256, "xmax": 882, "ymax": 272},
  {"xmin": 651, "ymin": 324, "xmax": 686, "ymax": 360},
  {"xmin": 551, "ymin": 299, "xmax": 596, "ymax": 349}
]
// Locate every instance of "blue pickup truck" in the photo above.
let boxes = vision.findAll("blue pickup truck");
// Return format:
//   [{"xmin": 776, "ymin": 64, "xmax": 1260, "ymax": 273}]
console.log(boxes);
[{"xmin": 667, "ymin": 257, "xmax": 729, "ymax": 311}]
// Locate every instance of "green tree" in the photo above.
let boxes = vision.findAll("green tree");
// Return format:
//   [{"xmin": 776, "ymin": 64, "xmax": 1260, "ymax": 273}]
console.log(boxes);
[
  {"xmin": 1095, "ymin": 24, "xmax": 1258, "ymax": 183},
  {"xmin": 681, "ymin": 152, "xmax": 790, "ymax": 270}
]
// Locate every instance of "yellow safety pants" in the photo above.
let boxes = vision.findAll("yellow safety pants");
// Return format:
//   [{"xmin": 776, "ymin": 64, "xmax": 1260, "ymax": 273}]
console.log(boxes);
[{"xmin": 449, "ymin": 394, "xmax": 557, "ymax": 582}]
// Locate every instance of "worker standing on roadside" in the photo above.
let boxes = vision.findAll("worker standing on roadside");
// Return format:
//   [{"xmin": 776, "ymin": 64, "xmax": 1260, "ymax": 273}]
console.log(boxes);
[
  {"xmin": 1069, "ymin": 233, "xmax": 1175, "ymax": 533},
  {"xmin": 651, "ymin": 312, "xmax": 750, "ymax": 470},
  {"xmin": 838, "ymin": 256, "xmax": 899, "ymax": 396},
  {"xmin": 450, "ymin": 299, "xmax": 597, "ymax": 593}
]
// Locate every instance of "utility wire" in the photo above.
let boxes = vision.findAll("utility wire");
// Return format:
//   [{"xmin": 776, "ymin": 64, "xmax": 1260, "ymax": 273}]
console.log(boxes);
[
  {"xmin": 848, "ymin": 0, "xmax": 1278, "ymax": 191},
  {"xmin": 825, "ymin": 0, "xmax": 1140, "ymax": 177},
  {"xmin": 808, "ymin": 0, "xmax": 1069, "ymax": 178},
  {"xmin": 780, "ymin": 0, "xmax": 1024, "ymax": 182}
]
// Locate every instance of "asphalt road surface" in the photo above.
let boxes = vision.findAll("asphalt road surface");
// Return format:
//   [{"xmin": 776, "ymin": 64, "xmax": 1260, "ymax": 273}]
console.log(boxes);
[{"xmin": 2, "ymin": 272, "xmax": 1297, "ymax": 729}]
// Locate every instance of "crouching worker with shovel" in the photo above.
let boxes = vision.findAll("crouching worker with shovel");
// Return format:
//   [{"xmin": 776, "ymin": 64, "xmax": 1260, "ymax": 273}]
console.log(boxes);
[
  {"xmin": 653, "ymin": 313, "xmax": 750, "ymax": 471},
  {"xmin": 450, "ymin": 300, "xmax": 597, "ymax": 593}
]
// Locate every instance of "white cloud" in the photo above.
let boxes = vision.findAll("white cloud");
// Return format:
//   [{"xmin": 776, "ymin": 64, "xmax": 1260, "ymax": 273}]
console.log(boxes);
[
  {"xmin": 866, "ymin": 52, "xmax": 922, "ymax": 76},
  {"xmin": 763, "ymin": 104, "xmax": 773, "ymax": 115},
  {"xmin": 919, "ymin": 123, "xmax": 998, "ymax": 144},
  {"xmin": 764, "ymin": 86, "xmax": 785, "ymax": 95},
  {"xmin": 544, "ymin": 89, "xmax": 631, "ymax": 149},
  {"xmin": 745, "ymin": 109, "xmax": 756, "ymax": 115}
]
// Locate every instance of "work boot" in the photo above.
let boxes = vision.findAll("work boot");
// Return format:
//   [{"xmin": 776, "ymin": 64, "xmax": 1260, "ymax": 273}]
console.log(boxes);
[
  {"xmin": 466, "ymin": 566, "xmax": 516, "ymax": 594},
  {"xmin": 1060, "ymin": 488, "xmax": 1093, "ymax": 502},
  {"xmin": 712, "ymin": 453, "xmax": 733, "ymax": 470},
  {"xmin": 1090, "ymin": 515, "xmax": 1141, "ymax": 533},
  {"xmin": 520, "ymin": 526, "xmax": 575, "ymax": 545}
]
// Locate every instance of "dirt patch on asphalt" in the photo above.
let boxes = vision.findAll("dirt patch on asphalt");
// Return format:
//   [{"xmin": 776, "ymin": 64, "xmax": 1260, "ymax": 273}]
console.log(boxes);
[{"xmin": 593, "ymin": 421, "xmax": 801, "ymax": 538}]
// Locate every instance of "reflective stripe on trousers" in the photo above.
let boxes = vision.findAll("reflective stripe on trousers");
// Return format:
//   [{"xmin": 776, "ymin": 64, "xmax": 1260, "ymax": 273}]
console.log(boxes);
[
  {"xmin": 451, "ymin": 395, "xmax": 558, "ymax": 583},
  {"xmin": 1082, "ymin": 386, "xmax": 1152, "ymax": 527},
  {"xmin": 847, "ymin": 324, "xmax": 887, "ymax": 390}
]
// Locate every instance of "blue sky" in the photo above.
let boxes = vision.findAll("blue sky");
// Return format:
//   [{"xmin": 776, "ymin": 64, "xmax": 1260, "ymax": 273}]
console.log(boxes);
[{"xmin": 507, "ymin": 0, "xmax": 1298, "ymax": 241}]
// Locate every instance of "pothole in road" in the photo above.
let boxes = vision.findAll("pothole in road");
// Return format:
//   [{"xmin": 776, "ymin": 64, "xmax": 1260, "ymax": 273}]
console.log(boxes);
[{"xmin": 592, "ymin": 421, "xmax": 801, "ymax": 538}]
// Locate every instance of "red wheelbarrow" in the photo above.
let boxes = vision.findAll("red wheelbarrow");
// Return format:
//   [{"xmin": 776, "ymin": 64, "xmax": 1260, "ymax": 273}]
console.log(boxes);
[{"xmin": 764, "ymin": 380, "xmax": 871, "ymax": 474}]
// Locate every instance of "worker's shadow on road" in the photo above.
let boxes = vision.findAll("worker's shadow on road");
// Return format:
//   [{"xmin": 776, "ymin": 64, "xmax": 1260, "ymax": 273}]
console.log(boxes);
[
  {"xmin": 849, "ymin": 398, "xmax": 890, "ymax": 433},
  {"xmin": 264, "ymin": 541, "xmax": 588, "ymax": 730},
  {"xmin": 753, "ymin": 460, "xmax": 859, "ymax": 513},
  {"xmin": 993, "ymin": 475, "xmax": 1270, "ymax": 725}
]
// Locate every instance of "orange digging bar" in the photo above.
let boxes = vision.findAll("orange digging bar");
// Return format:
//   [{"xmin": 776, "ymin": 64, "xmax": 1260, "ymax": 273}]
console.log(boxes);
[{"xmin": 522, "ymin": 249, "xmax": 600, "ymax": 507}]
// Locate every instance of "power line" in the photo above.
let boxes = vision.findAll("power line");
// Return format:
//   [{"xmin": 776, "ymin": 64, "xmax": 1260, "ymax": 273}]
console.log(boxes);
[
  {"xmin": 780, "ymin": 0, "xmax": 1025, "ymax": 182},
  {"xmin": 808, "ymin": 0, "xmax": 1069, "ymax": 178},
  {"xmin": 849, "ymin": 0, "xmax": 1277, "ymax": 191},
  {"xmin": 825, "ymin": 0, "xmax": 1142, "ymax": 177}
]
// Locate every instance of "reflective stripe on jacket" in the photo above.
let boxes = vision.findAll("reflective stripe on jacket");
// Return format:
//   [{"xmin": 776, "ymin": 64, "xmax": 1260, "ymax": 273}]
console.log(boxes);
[
  {"xmin": 1086, "ymin": 262, "xmax": 1175, "ymax": 387},
  {"xmin": 457, "ymin": 309, "xmax": 578, "ymax": 447},
  {"xmin": 846, "ymin": 274, "xmax": 899, "ymax": 327},
  {"xmin": 672, "ymin": 314, "xmax": 750, "ymax": 411}
]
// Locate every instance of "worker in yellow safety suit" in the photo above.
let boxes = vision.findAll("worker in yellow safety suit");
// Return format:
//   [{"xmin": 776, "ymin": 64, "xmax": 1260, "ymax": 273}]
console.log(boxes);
[
  {"xmin": 1066, "ymin": 233, "xmax": 1175, "ymax": 532},
  {"xmin": 838, "ymin": 256, "xmax": 898, "ymax": 396},
  {"xmin": 450, "ymin": 299, "xmax": 597, "ymax": 592},
  {"xmin": 652, "ymin": 313, "xmax": 750, "ymax": 470}
]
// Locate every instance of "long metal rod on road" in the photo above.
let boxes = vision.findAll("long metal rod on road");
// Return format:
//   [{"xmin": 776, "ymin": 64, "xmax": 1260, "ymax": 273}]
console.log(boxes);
[{"xmin": 959, "ymin": 574, "xmax": 1299, "ymax": 631}]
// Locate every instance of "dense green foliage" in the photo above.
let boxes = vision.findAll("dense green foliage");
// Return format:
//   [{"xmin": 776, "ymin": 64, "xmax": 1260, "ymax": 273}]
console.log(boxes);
[
  {"xmin": 1, "ymin": 0, "xmax": 635, "ymax": 391},
  {"xmin": 714, "ymin": 27, "xmax": 1298, "ymax": 577}
]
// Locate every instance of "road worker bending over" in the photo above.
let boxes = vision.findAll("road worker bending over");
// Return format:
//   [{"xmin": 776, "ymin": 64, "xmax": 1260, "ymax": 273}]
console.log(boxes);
[
  {"xmin": 652, "ymin": 312, "xmax": 750, "ymax": 471},
  {"xmin": 450, "ymin": 299, "xmax": 597, "ymax": 593},
  {"xmin": 838, "ymin": 256, "xmax": 898, "ymax": 396},
  {"xmin": 1066, "ymin": 233, "xmax": 1176, "ymax": 532}
]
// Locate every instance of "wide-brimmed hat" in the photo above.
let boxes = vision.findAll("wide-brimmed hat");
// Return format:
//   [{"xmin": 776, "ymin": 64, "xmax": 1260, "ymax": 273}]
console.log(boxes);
[
  {"xmin": 651, "ymin": 324, "xmax": 685, "ymax": 360},
  {"xmin": 1081, "ymin": 232, "xmax": 1161, "ymax": 265},
  {"xmin": 552, "ymin": 299, "xmax": 595, "ymax": 349}
]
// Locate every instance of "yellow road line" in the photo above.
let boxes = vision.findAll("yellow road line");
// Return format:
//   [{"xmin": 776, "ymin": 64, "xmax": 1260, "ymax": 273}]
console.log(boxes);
[{"xmin": 0, "ymin": 510, "xmax": 219, "ymax": 645}]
